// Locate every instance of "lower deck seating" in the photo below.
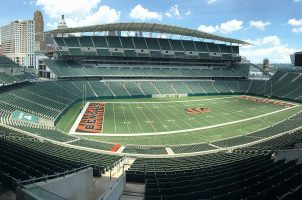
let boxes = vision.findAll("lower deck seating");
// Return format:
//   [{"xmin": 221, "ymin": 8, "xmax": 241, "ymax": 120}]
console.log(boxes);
[
  {"xmin": 0, "ymin": 137, "xmax": 88, "ymax": 190},
  {"xmin": 3, "ymin": 118, "xmax": 77, "ymax": 142},
  {"xmin": 127, "ymin": 153, "xmax": 259, "ymax": 183},
  {"xmin": 126, "ymin": 153, "xmax": 302, "ymax": 200},
  {"xmin": 70, "ymin": 139, "xmax": 116, "ymax": 151},
  {"xmin": 171, "ymin": 143, "xmax": 217, "ymax": 154},
  {"xmin": 211, "ymin": 136, "xmax": 260, "ymax": 148},
  {"xmin": 122, "ymin": 145, "xmax": 168, "ymax": 155},
  {"xmin": 0, "ymin": 128, "xmax": 122, "ymax": 178},
  {"xmin": 245, "ymin": 130, "xmax": 302, "ymax": 151}
]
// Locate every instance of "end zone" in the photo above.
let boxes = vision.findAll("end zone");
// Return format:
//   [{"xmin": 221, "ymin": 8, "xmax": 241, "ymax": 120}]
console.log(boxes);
[{"xmin": 69, "ymin": 102, "xmax": 106, "ymax": 135}]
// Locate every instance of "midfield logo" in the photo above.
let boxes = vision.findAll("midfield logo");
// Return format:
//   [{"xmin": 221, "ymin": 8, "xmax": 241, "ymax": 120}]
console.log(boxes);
[{"xmin": 185, "ymin": 108, "xmax": 209, "ymax": 114}]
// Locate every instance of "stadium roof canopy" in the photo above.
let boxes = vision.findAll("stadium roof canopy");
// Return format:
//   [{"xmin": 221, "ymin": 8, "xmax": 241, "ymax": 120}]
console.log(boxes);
[{"xmin": 46, "ymin": 22, "xmax": 250, "ymax": 45}]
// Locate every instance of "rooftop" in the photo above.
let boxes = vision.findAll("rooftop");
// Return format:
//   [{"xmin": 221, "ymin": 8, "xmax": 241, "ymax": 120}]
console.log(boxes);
[{"xmin": 46, "ymin": 22, "xmax": 250, "ymax": 45}]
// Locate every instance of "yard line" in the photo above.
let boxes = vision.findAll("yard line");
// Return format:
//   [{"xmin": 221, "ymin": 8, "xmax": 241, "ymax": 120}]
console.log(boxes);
[
  {"xmin": 182, "ymin": 102, "xmax": 210, "ymax": 126},
  {"xmin": 143, "ymin": 103, "xmax": 171, "ymax": 131},
  {"xmin": 178, "ymin": 102, "xmax": 204, "ymax": 127},
  {"xmin": 151, "ymin": 103, "xmax": 183, "ymax": 130},
  {"xmin": 135, "ymin": 103, "xmax": 158, "ymax": 132},
  {"xmin": 113, "ymin": 103, "xmax": 117, "ymax": 133},
  {"xmin": 129, "ymin": 103, "xmax": 145, "ymax": 133},
  {"xmin": 161, "ymin": 103, "xmax": 195, "ymax": 129},
  {"xmin": 104, "ymin": 96, "xmax": 236, "ymax": 104},
  {"xmin": 121, "ymin": 103, "xmax": 131, "ymax": 134},
  {"xmin": 214, "ymin": 99, "xmax": 251, "ymax": 121}
]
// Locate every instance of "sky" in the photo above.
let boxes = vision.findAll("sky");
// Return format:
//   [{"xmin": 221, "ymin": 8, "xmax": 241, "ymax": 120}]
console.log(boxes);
[{"xmin": 0, "ymin": 0, "xmax": 302, "ymax": 63}]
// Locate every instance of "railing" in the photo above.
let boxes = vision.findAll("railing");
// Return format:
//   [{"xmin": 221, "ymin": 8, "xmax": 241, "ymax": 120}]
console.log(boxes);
[
  {"xmin": 17, "ymin": 165, "xmax": 90, "ymax": 186},
  {"xmin": 18, "ymin": 184, "xmax": 67, "ymax": 200}
]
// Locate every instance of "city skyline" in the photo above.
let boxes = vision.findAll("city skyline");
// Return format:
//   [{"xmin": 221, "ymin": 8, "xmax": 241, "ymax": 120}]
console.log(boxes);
[{"xmin": 0, "ymin": 0, "xmax": 301, "ymax": 63}]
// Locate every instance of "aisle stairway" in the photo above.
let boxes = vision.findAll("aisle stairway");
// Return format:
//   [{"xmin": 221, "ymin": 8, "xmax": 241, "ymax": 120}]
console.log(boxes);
[{"xmin": 120, "ymin": 182, "xmax": 145, "ymax": 200}]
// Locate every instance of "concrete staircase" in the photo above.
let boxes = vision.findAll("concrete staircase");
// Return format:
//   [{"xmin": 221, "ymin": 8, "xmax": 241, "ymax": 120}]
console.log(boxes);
[{"xmin": 120, "ymin": 183, "xmax": 145, "ymax": 200}]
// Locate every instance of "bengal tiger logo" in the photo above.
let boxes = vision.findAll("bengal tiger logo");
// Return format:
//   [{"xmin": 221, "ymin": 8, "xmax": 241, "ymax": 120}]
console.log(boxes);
[{"xmin": 185, "ymin": 108, "xmax": 209, "ymax": 114}]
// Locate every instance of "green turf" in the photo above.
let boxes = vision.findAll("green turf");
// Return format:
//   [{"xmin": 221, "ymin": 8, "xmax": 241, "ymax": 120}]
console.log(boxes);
[
  {"xmin": 56, "ymin": 101, "xmax": 82, "ymax": 133},
  {"xmin": 56, "ymin": 95, "xmax": 301, "ymax": 145},
  {"xmin": 102, "ymin": 96, "xmax": 286, "ymax": 134},
  {"xmin": 82, "ymin": 105, "xmax": 301, "ymax": 145}
]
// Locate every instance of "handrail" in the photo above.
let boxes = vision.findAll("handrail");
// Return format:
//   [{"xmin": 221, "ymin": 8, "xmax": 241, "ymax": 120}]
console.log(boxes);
[{"xmin": 19, "ymin": 165, "xmax": 91, "ymax": 185}]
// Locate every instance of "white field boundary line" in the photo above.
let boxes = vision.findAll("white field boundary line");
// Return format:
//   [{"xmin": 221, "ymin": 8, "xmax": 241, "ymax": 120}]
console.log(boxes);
[
  {"xmin": 69, "ymin": 102, "xmax": 90, "ymax": 134},
  {"xmin": 120, "ymin": 125, "xmax": 302, "ymax": 158},
  {"xmin": 70, "ymin": 104, "xmax": 300, "ymax": 136},
  {"xmin": 101, "ymin": 102, "xmax": 106, "ymax": 133},
  {"xmin": 101, "ymin": 96, "xmax": 235, "ymax": 104},
  {"xmin": 171, "ymin": 110, "xmax": 302, "ymax": 147},
  {"xmin": 113, "ymin": 103, "xmax": 117, "ymax": 133},
  {"xmin": 129, "ymin": 103, "xmax": 145, "ymax": 133},
  {"xmin": 2, "ymin": 121, "xmax": 301, "ymax": 158}
]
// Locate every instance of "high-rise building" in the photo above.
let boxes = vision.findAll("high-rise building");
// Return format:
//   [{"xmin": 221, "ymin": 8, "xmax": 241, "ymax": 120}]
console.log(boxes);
[
  {"xmin": 0, "ymin": 45, "xmax": 4, "ymax": 55},
  {"xmin": 0, "ymin": 20, "xmax": 35, "ymax": 68},
  {"xmin": 33, "ymin": 11, "xmax": 44, "ymax": 51}
]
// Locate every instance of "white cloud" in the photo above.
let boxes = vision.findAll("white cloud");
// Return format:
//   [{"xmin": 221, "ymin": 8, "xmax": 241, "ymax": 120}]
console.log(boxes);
[
  {"xmin": 293, "ymin": 27, "xmax": 302, "ymax": 33},
  {"xmin": 24, "ymin": 0, "xmax": 35, "ymax": 6},
  {"xmin": 294, "ymin": 0, "xmax": 301, "ymax": 2},
  {"xmin": 130, "ymin": 4, "xmax": 162, "ymax": 20},
  {"xmin": 36, "ymin": 0, "xmax": 100, "ymax": 19},
  {"xmin": 185, "ymin": 11, "xmax": 192, "ymax": 16},
  {"xmin": 249, "ymin": 36, "xmax": 281, "ymax": 46},
  {"xmin": 208, "ymin": 0, "xmax": 217, "ymax": 4},
  {"xmin": 288, "ymin": 18, "xmax": 302, "ymax": 33},
  {"xmin": 198, "ymin": 25, "xmax": 219, "ymax": 33},
  {"xmin": 249, "ymin": 20, "xmax": 271, "ymax": 30},
  {"xmin": 241, "ymin": 36, "xmax": 296, "ymax": 63},
  {"xmin": 198, "ymin": 19, "xmax": 243, "ymax": 34},
  {"xmin": 36, "ymin": 0, "xmax": 120, "ymax": 29},
  {"xmin": 46, "ymin": 22, "xmax": 58, "ymax": 30},
  {"xmin": 67, "ymin": 6, "xmax": 120, "ymax": 27},
  {"xmin": 288, "ymin": 18, "xmax": 302, "ymax": 26},
  {"xmin": 220, "ymin": 19, "xmax": 243, "ymax": 34},
  {"xmin": 165, "ymin": 4, "xmax": 181, "ymax": 18}
]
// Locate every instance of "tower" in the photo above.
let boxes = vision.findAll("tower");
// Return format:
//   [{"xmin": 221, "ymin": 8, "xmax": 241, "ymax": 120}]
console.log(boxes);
[
  {"xmin": 33, "ymin": 11, "xmax": 44, "ymax": 50},
  {"xmin": 263, "ymin": 58, "xmax": 269, "ymax": 75},
  {"xmin": 57, "ymin": 15, "xmax": 68, "ymax": 29}
]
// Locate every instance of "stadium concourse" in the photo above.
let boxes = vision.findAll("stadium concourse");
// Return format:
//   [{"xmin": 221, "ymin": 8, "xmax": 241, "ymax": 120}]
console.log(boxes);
[{"xmin": 0, "ymin": 23, "xmax": 302, "ymax": 199}]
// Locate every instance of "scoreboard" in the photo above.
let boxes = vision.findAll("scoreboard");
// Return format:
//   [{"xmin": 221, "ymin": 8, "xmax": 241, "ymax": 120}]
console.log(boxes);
[
  {"xmin": 291, "ymin": 52, "xmax": 302, "ymax": 66},
  {"xmin": 295, "ymin": 52, "xmax": 302, "ymax": 66}
]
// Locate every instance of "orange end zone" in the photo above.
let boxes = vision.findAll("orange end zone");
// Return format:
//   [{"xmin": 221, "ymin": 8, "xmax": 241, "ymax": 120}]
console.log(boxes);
[
  {"xmin": 110, "ymin": 144, "xmax": 122, "ymax": 152},
  {"xmin": 239, "ymin": 96, "xmax": 295, "ymax": 108},
  {"xmin": 76, "ymin": 102, "xmax": 106, "ymax": 134}
]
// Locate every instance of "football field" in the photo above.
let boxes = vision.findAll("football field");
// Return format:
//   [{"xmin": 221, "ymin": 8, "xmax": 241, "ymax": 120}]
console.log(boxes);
[
  {"xmin": 60, "ymin": 95, "xmax": 301, "ymax": 145},
  {"xmin": 101, "ymin": 96, "xmax": 295, "ymax": 135}
]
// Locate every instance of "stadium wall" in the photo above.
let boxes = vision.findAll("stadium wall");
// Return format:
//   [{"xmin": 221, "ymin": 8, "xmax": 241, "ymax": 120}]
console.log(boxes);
[
  {"xmin": 19, "ymin": 168, "xmax": 93, "ymax": 200},
  {"xmin": 98, "ymin": 174, "xmax": 126, "ymax": 200}
]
